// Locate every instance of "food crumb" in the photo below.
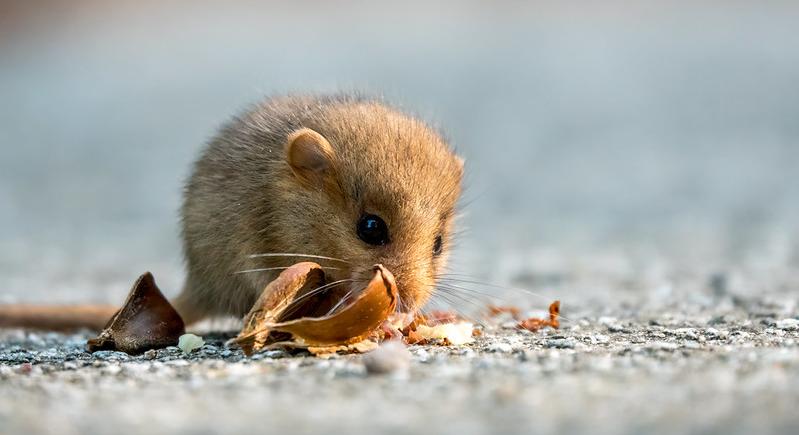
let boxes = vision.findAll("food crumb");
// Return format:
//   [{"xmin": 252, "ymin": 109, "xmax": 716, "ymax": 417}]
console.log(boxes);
[
  {"xmin": 177, "ymin": 333, "xmax": 205, "ymax": 354},
  {"xmin": 413, "ymin": 322, "xmax": 475, "ymax": 345}
]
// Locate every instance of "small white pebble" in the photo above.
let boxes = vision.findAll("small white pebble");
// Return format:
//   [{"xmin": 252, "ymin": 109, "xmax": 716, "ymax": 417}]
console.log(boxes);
[{"xmin": 177, "ymin": 334, "xmax": 205, "ymax": 354}]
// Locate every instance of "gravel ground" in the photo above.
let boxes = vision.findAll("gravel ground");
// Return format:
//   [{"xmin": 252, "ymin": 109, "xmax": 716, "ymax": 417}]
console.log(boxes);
[
  {"xmin": 3, "ymin": 2, "xmax": 799, "ymax": 434},
  {"xmin": 2, "ymin": 289, "xmax": 798, "ymax": 435}
]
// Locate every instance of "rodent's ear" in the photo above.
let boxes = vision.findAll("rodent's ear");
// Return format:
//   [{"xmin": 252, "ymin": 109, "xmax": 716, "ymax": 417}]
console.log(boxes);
[{"xmin": 285, "ymin": 128, "xmax": 334, "ymax": 185}]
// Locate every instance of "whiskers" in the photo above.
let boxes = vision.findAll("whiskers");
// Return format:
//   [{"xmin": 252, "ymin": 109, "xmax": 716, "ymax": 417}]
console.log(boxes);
[
  {"xmin": 233, "ymin": 266, "xmax": 342, "ymax": 275},
  {"xmin": 235, "ymin": 252, "xmax": 349, "ymax": 275},
  {"xmin": 325, "ymin": 288, "xmax": 356, "ymax": 316},
  {"xmin": 280, "ymin": 278, "xmax": 357, "ymax": 319},
  {"xmin": 433, "ymin": 274, "xmax": 575, "ymax": 325},
  {"xmin": 438, "ymin": 274, "xmax": 557, "ymax": 304},
  {"xmin": 242, "ymin": 251, "xmax": 373, "ymax": 318},
  {"xmin": 247, "ymin": 253, "xmax": 352, "ymax": 264},
  {"xmin": 241, "ymin": 251, "xmax": 571, "ymax": 326},
  {"xmin": 424, "ymin": 290, "xmax": 483, "ymax": 326}
]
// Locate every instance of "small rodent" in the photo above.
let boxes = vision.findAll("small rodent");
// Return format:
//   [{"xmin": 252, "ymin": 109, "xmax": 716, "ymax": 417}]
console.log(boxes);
[
  {"xmin": 173, "ymin": 94, "xmax": 463, "ymax": 325},
  {"xmin": 0, "ymin": 93, "xmax": 463, "ymax": 330}
]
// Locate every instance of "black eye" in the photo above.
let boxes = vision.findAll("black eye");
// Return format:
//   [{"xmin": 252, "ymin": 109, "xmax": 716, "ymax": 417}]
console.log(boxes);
[
  {"xmin": 357, "ymin": 214, "xmax": 389, "ymax": 246},
  {"xmin": 433, "ymin": 235, "xmax": 443, "ymax": 256}
]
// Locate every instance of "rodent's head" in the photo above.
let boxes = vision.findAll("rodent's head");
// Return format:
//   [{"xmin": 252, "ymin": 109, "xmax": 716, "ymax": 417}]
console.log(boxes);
[{"xmin": 271, "ymin": 102, "xmax": 463, "ymax": 313}]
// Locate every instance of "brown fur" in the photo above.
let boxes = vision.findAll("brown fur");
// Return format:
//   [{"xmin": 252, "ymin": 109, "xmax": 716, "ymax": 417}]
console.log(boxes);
[{"xmin": 176, "ymin": 94, "xmax": 463, "ymax": 324}]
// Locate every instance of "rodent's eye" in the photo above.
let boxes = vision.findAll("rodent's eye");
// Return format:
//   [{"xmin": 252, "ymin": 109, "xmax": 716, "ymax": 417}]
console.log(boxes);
[
  {"xmin": 357, "ymin": 214, "xmax": 389, "ymax": 246},
  {"xmin": 433, "ymin": 235, "xmax": 443, "ymax": 256}
]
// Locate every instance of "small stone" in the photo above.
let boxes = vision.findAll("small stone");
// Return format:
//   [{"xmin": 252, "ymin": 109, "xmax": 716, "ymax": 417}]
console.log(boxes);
[
  {"xmin": 363, "ymin": 340, "xmax": 411, "ymax": 375},
  {"xmin": 264, "ymin": 350, "xmax": 288, "ymax": 359},
  {"xmin": 449, "ymin": 347, "xmax": 474, "ymax": 357},
  {"xmin": 546, "ymin": 338, "xmax": 575, "ymax": 349},
  {"xmin": 607, "ymin": 324, "xmax": 626, "ymax": 333},
  {"xmin": 731, "ymin": 331, "xmax": 750, "ymax": 340},
  {"xmin": 412, "ymin": 348, "xmax": 431, "ymax": 363},
  {"xmin": 591, "ymin": 334, "xmax": 610, "ymax": 344},
  {"xmin": 488, "ymin": 342, "xmax": 514, "ymax": 353},
  {"xmin": 774, "ymin": 319, "xmax": 799, "ymax": 331},
  {"xmin": 765, "ymin": 328, "xmax": 785, "ymax": 337},
  {"xmin": 674, "ymin": 328, "xmax": 699, "ymax": 340},
  {"xmin": 92, "ymin": 351, "xmax": 130, "ymax": 361},
  {"xmin": 143, "ymin": 349, "xmax": 158, "ymax": 360}
]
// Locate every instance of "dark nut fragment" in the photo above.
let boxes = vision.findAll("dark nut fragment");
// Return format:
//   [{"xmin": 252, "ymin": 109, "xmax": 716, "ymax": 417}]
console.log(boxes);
[{"xmin": 87, "ymin": 272, "xmax": 185, "ymax": 354}]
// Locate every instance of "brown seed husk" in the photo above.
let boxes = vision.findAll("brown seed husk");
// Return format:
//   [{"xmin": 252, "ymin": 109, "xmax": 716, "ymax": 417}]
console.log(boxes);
[
  {"xmin": 517, "ymin": 300, "xmax": 561, "ymax": 332},
  {"xmin": 267, "ymin": 264, "xmax": 397, "ymax": 344},
  {"xmin": 235, "ymin": 263, "xmax": 398, "ymax": 355},
  {"xmin": 87, "ymin": 272, "xmax": 185, "ymax": 354},
  {"xmin": 236, "ymin": 262, "xmax": 328, "ymax": 355}
]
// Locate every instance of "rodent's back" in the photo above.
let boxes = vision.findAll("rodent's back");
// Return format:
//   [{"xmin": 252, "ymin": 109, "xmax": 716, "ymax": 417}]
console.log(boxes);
[{"xmin": 179, "ymin": 94, "xmax": 463, "ymax": 322}]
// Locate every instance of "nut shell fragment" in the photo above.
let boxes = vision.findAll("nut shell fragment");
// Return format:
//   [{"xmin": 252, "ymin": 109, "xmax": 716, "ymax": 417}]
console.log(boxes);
[
  {"xmin": 517, "ymin": 300, "xmax": 560, "ymax": 332},
  {"xmin": 87, "ymin": 272, "xmax": 185, "ymax": 354},
  {"xmin": 236, "ymin": 262, "xmax": 328, "ymax": 354},
  {"xmin": 235, "ymin": 263, "xmax": 398, "ymax": 354},
  {"xmin": 236, "ymin": 262, "xmax": 337, "ymax": 354},
  {"xmin": 268, "ymin": 264, "xmax": 397, "ymax": 344}
]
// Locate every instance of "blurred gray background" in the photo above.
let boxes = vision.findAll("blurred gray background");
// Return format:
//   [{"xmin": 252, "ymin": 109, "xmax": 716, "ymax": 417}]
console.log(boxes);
[{"xmin": 2, "ymin": 0, "xmax": 798, "ymax": 307}]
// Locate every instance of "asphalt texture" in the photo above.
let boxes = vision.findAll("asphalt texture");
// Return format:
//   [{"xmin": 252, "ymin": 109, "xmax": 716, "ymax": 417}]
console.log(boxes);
[
  {"xmin": 2, "ymin": 281, "xmax": 798, "ymax": 435},
  {"xmin": 3, "ymin": 2, "xmax": 799, "ymax": 434}
]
